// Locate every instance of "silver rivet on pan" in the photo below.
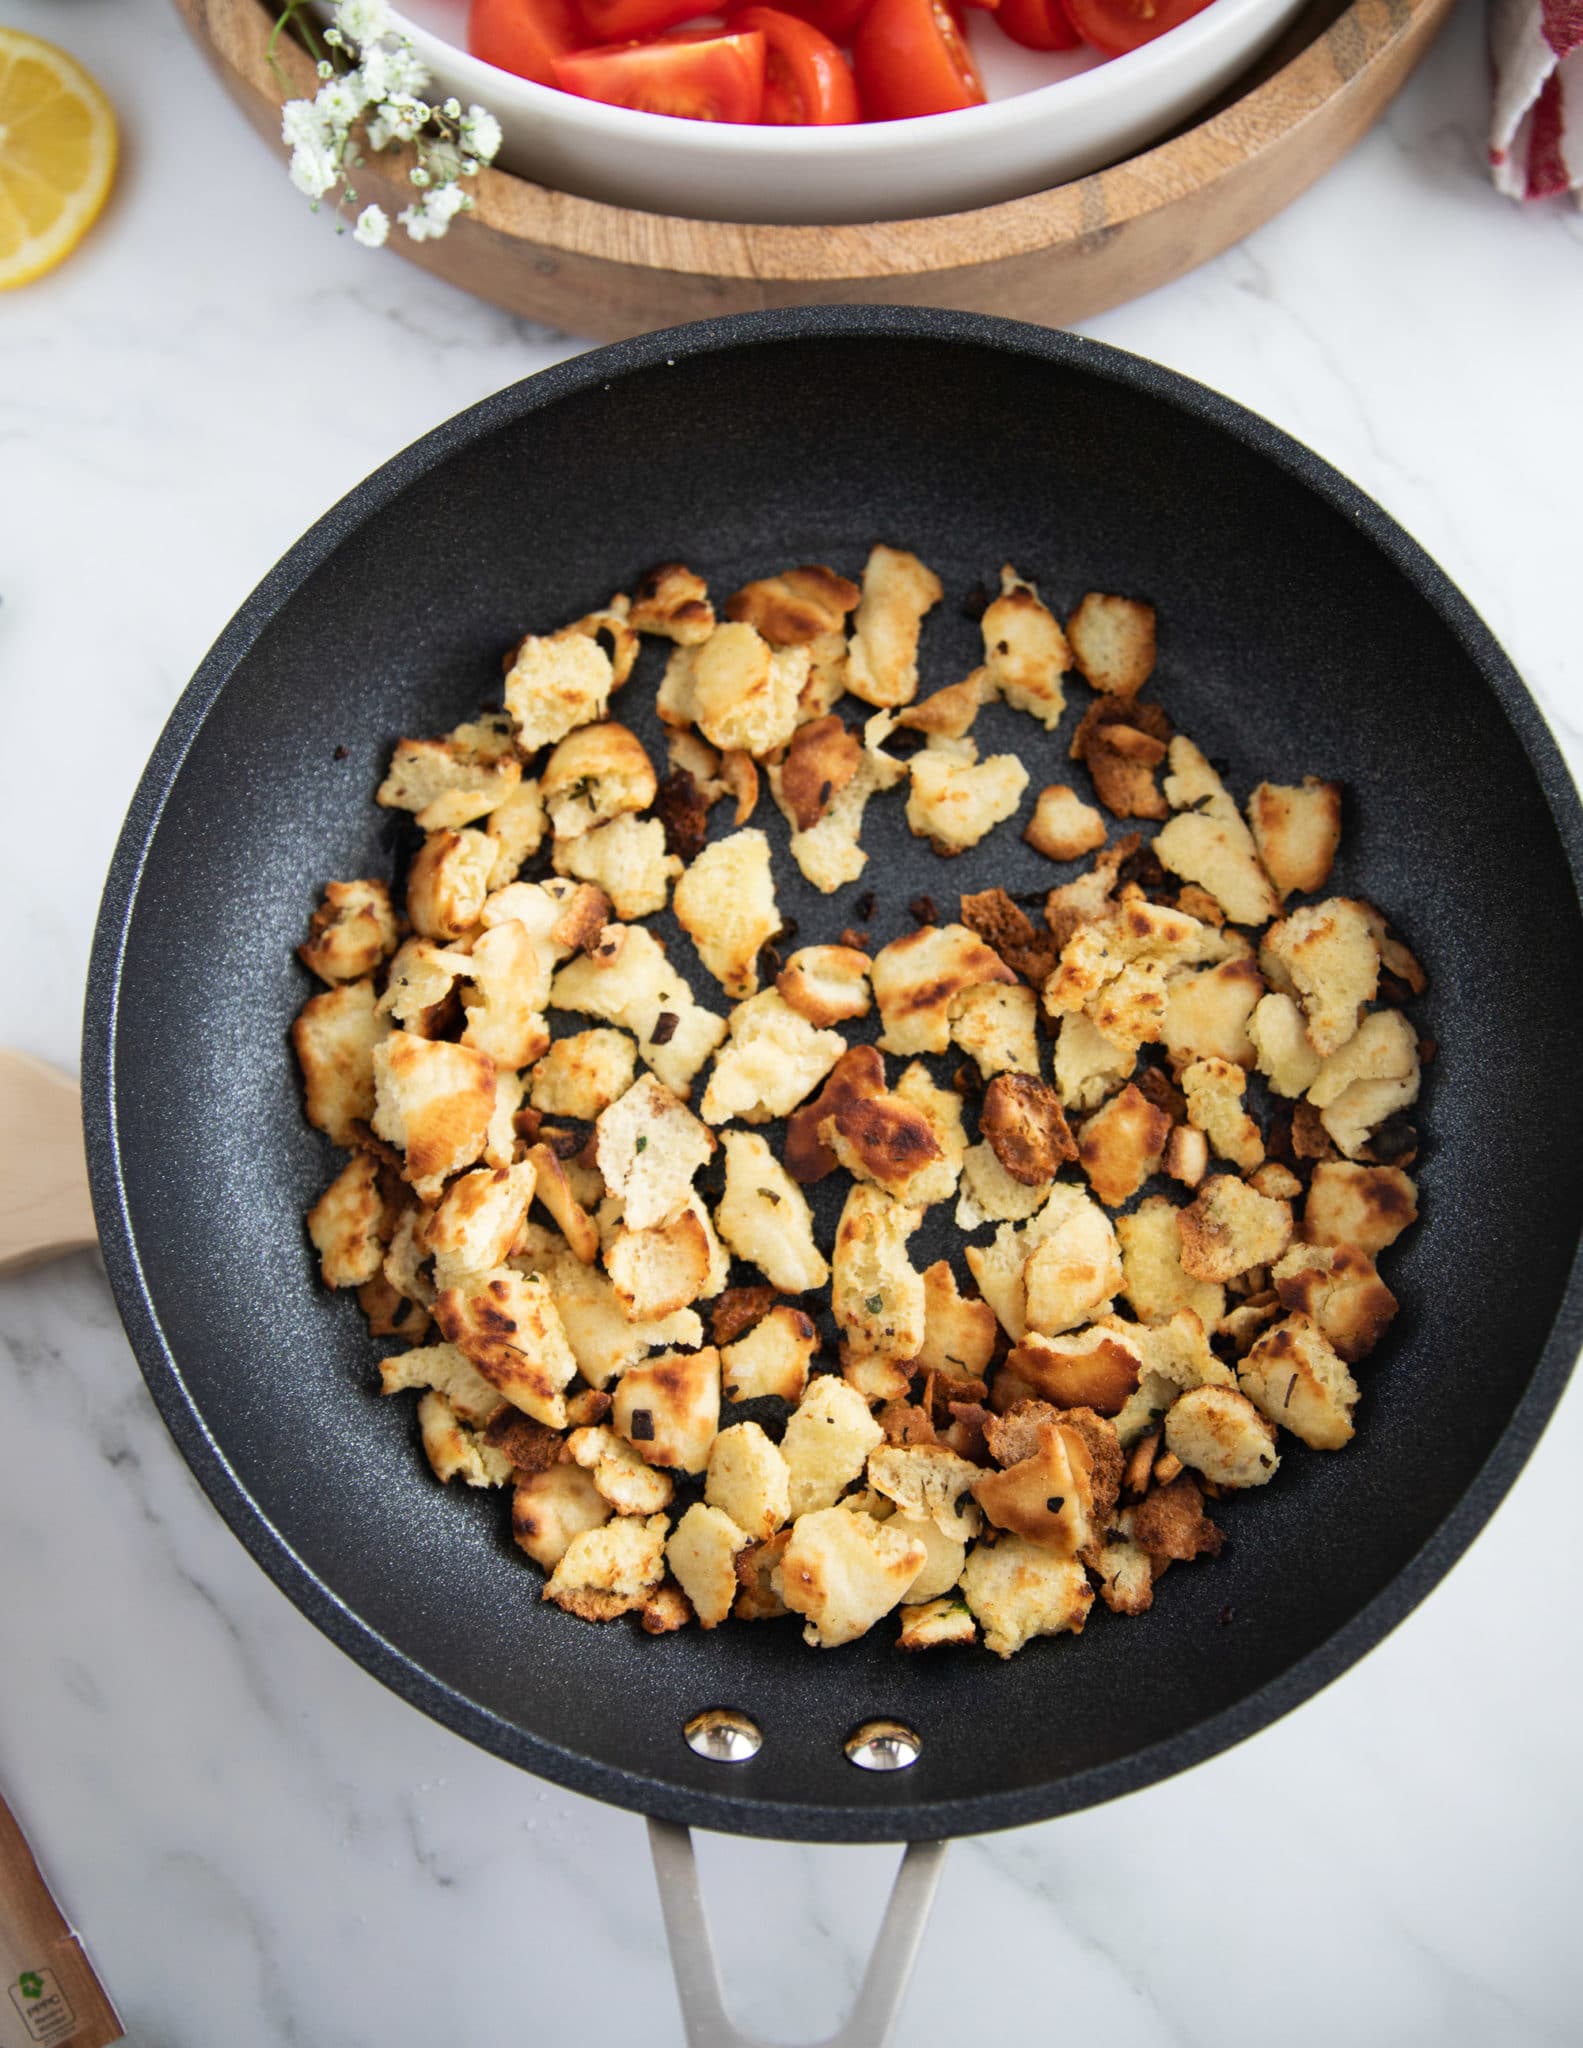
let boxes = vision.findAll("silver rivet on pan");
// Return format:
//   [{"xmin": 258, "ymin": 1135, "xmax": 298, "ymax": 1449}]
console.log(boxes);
[
  {"xmin": 844, "ymin": 1721, "xmax": 922, "ymax": 1772},
  {"xmin": 684, "ymin": 1708, "xmax": 762, "ymax": 1763}
]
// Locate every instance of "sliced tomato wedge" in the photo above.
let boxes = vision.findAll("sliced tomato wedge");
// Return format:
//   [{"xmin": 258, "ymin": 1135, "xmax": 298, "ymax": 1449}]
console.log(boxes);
[
  {"xmin": 994, "ymin": 0, "xmax": 1077, "ymax": 49},
  {"xmin": 469, "ymin": 0, "xmax": 587, "ymax": 86},
  {"xmin": 731, "ymin": 5, "xmax": 859, "ymax": 122},
  {"xmin": 851, "ymin": 0, "xmax": 984, "ymax": 119},
  {"xmin": 1062, "ymin": 0, "xmax": 1210, "ymax": 52},
  {"xmin": 573, "ymin": 0, "xmax": 716, "ymax": 47},
  {"xmin": 554, "ymin": 30, "xmax": 767, "ymax": 118},
  {"xmin": 765, "ymin": 0, "xmax": 874, "ymax": 46}
]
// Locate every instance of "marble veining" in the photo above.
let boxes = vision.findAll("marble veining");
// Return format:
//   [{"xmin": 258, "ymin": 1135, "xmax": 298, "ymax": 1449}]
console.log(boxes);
[{"xmin": 3, "ymin": 0, "xmax": 1582, "ymax": 2040}]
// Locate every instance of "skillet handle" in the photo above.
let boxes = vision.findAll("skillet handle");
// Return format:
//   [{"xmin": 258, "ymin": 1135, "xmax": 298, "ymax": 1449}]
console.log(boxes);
[
  {"xmin": 0, "ymin": 1050, "xmax": 95, "ymax": 1276},
  {"xmin": 648, "ymin": 1819, "xmax": 947, "ymax": 2048}
]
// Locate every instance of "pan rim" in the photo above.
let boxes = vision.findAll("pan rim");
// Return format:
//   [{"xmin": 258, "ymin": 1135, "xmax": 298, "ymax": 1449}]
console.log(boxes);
[{"xmin": 82, "ymin": 304, "xmax": 1583, "ymax": 1843}]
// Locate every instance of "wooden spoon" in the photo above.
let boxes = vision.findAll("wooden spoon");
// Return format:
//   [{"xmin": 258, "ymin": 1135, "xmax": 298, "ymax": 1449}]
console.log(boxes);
[{"xmin": 0, "ymin": 1048, "xmax": 95, "ymax": 1275}]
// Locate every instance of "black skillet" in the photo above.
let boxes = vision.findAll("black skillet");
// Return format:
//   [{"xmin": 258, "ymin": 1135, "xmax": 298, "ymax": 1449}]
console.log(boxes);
[{"xmin": 83, "ymin": 305, "xmax": 1583, "ymax": 2036}]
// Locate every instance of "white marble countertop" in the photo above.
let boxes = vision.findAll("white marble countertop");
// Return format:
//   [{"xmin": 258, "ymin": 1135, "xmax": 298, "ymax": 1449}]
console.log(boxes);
[{"xmin": 5, "ymin": 3, "xmax": 1583, "ymax": 2042}]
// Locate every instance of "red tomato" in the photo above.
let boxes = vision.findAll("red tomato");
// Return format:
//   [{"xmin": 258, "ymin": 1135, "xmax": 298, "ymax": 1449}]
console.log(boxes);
[
  {"xmin": 766, "ymin": 0, "xmax": 874, "ymax": 46},
  {"xmin": 731, "ymin": 6, "xmax": 859, "ymax": 122},
  {"xmin": 1062, "ymin": 0, "xmax": 1211, "ymax": 52},
  {"xmin": 994, "ymin": 0, "xmax": 1077, "ymax": 49},
  {"xmin": 469, "ymin": 0, "xmax": 586, "ymax": 85},
  {"xmin": 573, "ymin": 0, "xmax": 714, "ymax": 46},
  {"xmin": 554, "ymin": 30, "xmax": 767, "ymax": 117},
  {"xmin": 851, "ymin": 0, "xmax": 984, "ymax": 118}
]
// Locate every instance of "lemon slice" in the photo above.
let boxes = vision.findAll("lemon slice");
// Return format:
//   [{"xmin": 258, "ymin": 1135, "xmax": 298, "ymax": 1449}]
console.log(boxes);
[{"xmin": 0, "ymin": 30, "xmax": 118, "ymax": 291}]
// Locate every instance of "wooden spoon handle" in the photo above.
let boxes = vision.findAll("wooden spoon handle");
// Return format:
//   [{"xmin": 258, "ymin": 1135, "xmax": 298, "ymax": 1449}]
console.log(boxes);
[{"xmin": 0, "ymin": 1050, "xmax": 95, "ymax": 1276}]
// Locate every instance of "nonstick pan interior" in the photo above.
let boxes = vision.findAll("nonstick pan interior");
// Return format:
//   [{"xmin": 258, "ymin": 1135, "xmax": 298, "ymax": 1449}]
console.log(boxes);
[{"xmin": 84, "ymin": 309, "xmax": 1583, "ymax": 1842}]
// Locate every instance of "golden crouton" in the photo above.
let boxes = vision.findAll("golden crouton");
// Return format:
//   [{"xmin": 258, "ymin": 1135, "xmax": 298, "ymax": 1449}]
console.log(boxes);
[
  {"xmin": 379, "ymin": 1340, "xmax": 502, "ymax": 1426},
  {"xmin": 531, "ymin": 1241, "xmax": 703, "ymax": 1388},
  {"xmin": 457, "ymin": 920, "xmax": 551, "ymax": 1070},
  {"xmin": 594, "ymin": 1073, "xmax": 713, "ymax": 1230},
  {"xmin": 1117, "ymin": 1195, "xmax": 1227, "ymax": 1327},
  {"xmin": 1306, "ymin": 1008, "xmax": 1420, "ymax": 1158},
  {"xmin": 512, "ymin": 1464, "xmax": 611, "ymax": 1570},
  {"xmin": 553, "ymin": 815, "xmax": 682, "ymax": 922},
  {"xmin": 672, "ymin": 828, "xmax": 780, "ymax": 1000},
  {"xmin": 774, "ymin": 714, "xmax": 864, "ymax": 831},
  {"xmin": 963, "ymin": 1193, "xmax": 1067, "ymax": 1343},
  {"xmin": 371, "ymin": 1031, "xmax": 496, "ymax": 1201},
  {"xmin": 1178, "ymin": 1175, "xmax": 1292, "ymax": 1283},
  {"xmin": 1247, "ymin": 778, "xmax": 1342, "ymax": 900},
  {"xmin": 1247, "ymin": 991, "xmax": 1322, "ymax": 1097},
  {"xmin": 871, "ymin": 924, "xmax": 1017, "ymax": 1057},
  {"xmin": 831, "ymin": 1185, "xmax": 927, "ymax": 1359},
  {"xmin": 776, "ymin": 1506, "xmax": 928, "ymax": 1648},
  {"xmin": 867, "ymin": 1444, "xmax": 983, "ymax": 1540},
  {"xmin": 1260, "ymin": 898, "xmax": 1379, "ymax": 1057},
  {"xmin": 522, "ymin": 1143, "xmax": 601, "ymax": 1266},
  {"xmin": 1066, "ymin": 591, "xmax": 1155, "ymax": 698},
  {"xmin": 1006, "ymin": 1323, "xmax": 1144, "ymax": 1417},
  {"xmin": 714, "ymin": 1131, "xmax": 828, "ymax": 1295},
  {"xmin": 427, "ymin": 1161, "xmax": 537, "ymax": 1290},
  {"xmin": 562, "ymin": 593, "xmax": 639, "ymax": 686},
  {"xmin": 972, "ymin": 1420, "xmax": 1097, "ymax": 1558},
  {"xmin": 484, "ymin": 778, "xmax": 547, "ymax": 889},
  {"xmin": 604, "ymin": 1205, "xmax": 714, "ymax": 1320},
  {"xmin": 434, "ymin": 1267, "xmax": 579, "ymax": 1429},
  {"xmin": 700, "ymin": 991, "xmax": 844, "ymax": 1125},
  {"xmin": 675, "ymin": 620, "xmax": 805, "ymax": 756},
  {"xmin": 567, "ymin": 1423, "xmax": 676, "ymax": 1516},
  {"xmin": 1021, "ymin": 1185, "xmax": 1124, "ymax": 1336},
  {"xmin": 1077, "ymin": 1083, "xmax": 1172, "ymax": 1206},
  {"xmin": 1094, "ymin": 1529, "xmax": 1156, "ymax": 1616},
  {"xmin": 980, "ymin": 566, "xmax": 1071, "ymax": 728},
  {"xmin": 612, "ymin": 1347, "xmax": 721, "ymax": 1474},
  {"xmin": 906, "ymin": 747, "xmax": 1030, "ymax": 856},
  {"xmin": 630, "ymin": 562, "xmax": 715, "ymax": 645},
  {"xmin": 706, "ymin": 1421, "xmax": 792, "ymax": 1541},
  {"xmin": 1239, "ymin": 1313, "xmax": 1359, "ymax": 1450},
  {"xmin": 1154, "ymin": 742, "xmax": 1280, "ymax": 927},
  {"xmin": 950, "ymin": 983, "xmax": 1041, "ymax": 1083},
  {"xmin": 307, "ymin": 1152, "xmax": 386, "ymax": 1289},
  {"xmin": 551, "ymin": 924, "xmax": 727, "ymax": 1097},
  {"xmin": 1163, "ymin": 1123, "xmax": 1209, "ymax": 1188},
  {"xmin": 1071, "ymin": 698, "xmax": 1170, "ymax": 819},
  {"xmin": 777, "ymin": 945, "xmax": 872, "ymax": 1027},
  {"xmin": 377, "ymin": 715, "xmax": 522, "ymax": 834},
  {"xmin": 1357, "ymin": 902, "xmax": 1427, "ymax": 995},
  {"xmin": 884, "ymin": 1513, "xmax": 965, "ymax": 1601},
  {"xmin": 956, "ymin": 1141, "xmax": 1051, "ymax": 1228},
  {"xmin": 1134, "ymin": 1308, "xmax": 1234, "ymax": 1393},
  {"xmin": 506, "ymin": 629, "xmax": 615, "ymax": 751},
  {"xmin": 845, "ymin": 545, "xmax": 943, "ymax": 707},
  {"xmin": 299, "ymin": 879, "xmax": 399, "ymax": 985},
  {"xmin": 897, "ymin": 672, "xmax": 986, "ymax": 740},
  {"xmin": 417, "ymin": 1390, "xmax": 516, "ymax": 1488},
  {"xmin": 1045, "ymin": 889, "xmax": 1230, "ymax": 1039},
  {"xmin": 1024, "ymin": 784, "xmax": 1107, "ymax": 863},
  {"xmin": 1164, "ymin": 1385, "xmax": 1279, "ymax": 1488},
  {"xmin": 1182, "ymin": 1057, "xmax": 1264, "ymax": 1173},
  {"xmin": 406, "ymin": 827, "xmax": 496, "ymax": 941},
  {"xmin": 979, "ymin": 1074, "xmax": 1076, "ymax": 1189},
  {"xmin": 1272, "ymin": 1243, "xmax": 1398, "ymax": 1360},
  {"xmin": 726, "ymin": 564, "xmax": 860, "ymax": 645},
  {"xmin": 529, "ymin": 1028, "xmax": 636, "ymax": 1122},
  {"xmin": 544, "ymin": 1513, "xmax": 668, "ymax": 1622},
  {"xmin": 1302, "ymin": 1160, "xmax": 1418, "ymax": 1254},
  {"xmin": 360, "ymin": 1272, "xmax": 431, "ymax": 1343},
  {"xmin": 774, "ymin": 734, "xmax": 904, "ymax": 894},
  {"xmin": 376, "ymin": 937, "xmax": 467, "ymax": 1037},
  {"xmin": 1052, "ymin": 1012, "xmax": 1134, "ymax": 1113},
  {"xmin": 911, "ymin": 1260, "xmax": 999, "ymax": 1381},
  {"xmin": 666, "ymin": 1503, "xmax": 749, "ymax": 1628},
  {"xmin": 958, "ymin": 1537, "xmax": 1093, "ymax": 1659},
  {"xmin": 782, "ymin": 1375, "xmax": 885, "ymax": 1517},
  {"xmin": 1162, "ymin": 958, "xmax": 1264, "ymax": 1069},
  {"xmin": 541, "ymin": 722, "xmax": 657, "ymax": 842},
  {"xmin": 808, "ymin": 1048, "xmax": 952, "ymax": 1208},
  {"xmin": 1128, "ymin": 1474, "xmax": 1223, "ymax": 1561},
  {"xmin": 898, "ymin": 1596, "xmax": 978, "ymax": 1649}
]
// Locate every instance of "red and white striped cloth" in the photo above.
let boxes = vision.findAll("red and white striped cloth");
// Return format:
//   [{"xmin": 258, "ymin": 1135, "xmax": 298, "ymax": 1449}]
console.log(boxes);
[{"xmin": 1491, "ymin": 0, "xmax": 1583, "ymax": 198}]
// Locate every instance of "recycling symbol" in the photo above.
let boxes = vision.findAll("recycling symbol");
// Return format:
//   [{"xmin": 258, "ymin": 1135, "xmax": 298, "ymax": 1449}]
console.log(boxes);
[{"xmin": 16, "ymin": 1975, "xmax": 43, "ymax": 2002}]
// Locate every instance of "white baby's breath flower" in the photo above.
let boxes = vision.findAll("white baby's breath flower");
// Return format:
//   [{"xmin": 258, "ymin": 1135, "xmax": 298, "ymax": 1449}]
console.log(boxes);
[
  {"xmin": 398, "ymin": 181, "xmax": 468, "ymax": 240},
  {"xmin": 336, "ymin": 0, "xmax": 394, "ymax": 45},
  {"xmin": 442, "ymin": 96, "xmax": 462, "ymax": 120},
  {"xmin": 353, "ymin": 202, "xmax": 390, "ymax": 246},
  {"xmin": 360, "ymin": 38, "xmax": 430, "ymax": 101},
  {"xmin": 316, "ymin": 72, "xmax": 370, "ymax": 126},
  {"xmin": 460, "ymin": 105, "xmax": 502, "ymax": 163},
  {"xmin": 289, "ymin": 139, "xmax": 340, "ymax": 200},
  {"xmin": 422, "ymin": 138, "xmax": 465, "ymax": 183},
  {"xmin": 281, "ymin": 97, "xmax": 332, "ymax": 151}
]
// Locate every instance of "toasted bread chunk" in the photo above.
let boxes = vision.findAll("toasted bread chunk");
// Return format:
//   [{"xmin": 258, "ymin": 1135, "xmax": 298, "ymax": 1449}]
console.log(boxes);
[
  {"xmin": 911, "ymin": 1260, "xmax": 999, "ymax": 1381},
  {"xmin": 1094, "ymin": 1526, "xmax": 1156, "ymax": 1616},
  {"xmin": 1077, "ymin": 1083, "xmax": 1172, "ymax": 1206},
  {"xmin": 541, "ymin": 721, "xmax": 656, "ymax": 841},
  {"xmin": 530, "ymin": 1240, "xmax": 703, "ymax": 1388},
  {"xmin": 1134, "ymin": 1307, "xmax": 1234, "ymax": 1393},
  {"xmin": 831, "ymin": 1185, "xmax": 927, "ymax": 1359},
  {"xmin": 1129, "ymin": 1473, "xmax": 1223, "ymax": 1561},
  {"xmin": 1272, "ymin": 1242, "xmax": 1398, "ymax": 1361},
  {"xmin": 710, "ymin": 1284, "xmax": 778, "ymax": 1347},
  {"xmin": 980, "ymin": 1073, "xmax": 1077, "ymax": 1188},
  {"xmin": 553, "ymin": 815, "xmax": 681, "ymax": 922},
  {"xmin": 726, "ymin": 564, "xmax": 860, "ymax": 645},
  {"xmin": 959, "ymin": 1538, "xmax": 1093, "ymax": 1659},
  {"xmin": 612, "ymin": 1347, "xmax": 721, "ymax": 1473},
  {"xmin": 673, "ymin": 828, "xmax": 780, "ymax": 999},
  {"xmin": 956, "ymin": 1141, "xmax": 1051, "ymax": 1228},
  {"xmin": 867, "ymin": 1444, "xmax": 982, "ymax": 1539},
  {"xmin": 1052, "ymin": 1012, "xmax": 1135, "ymax": 1113},
  {"xmin": 1020, "ymin": 1186, "xmax": 1124, "ymax": 1337},
  {"xmin": 1163, "ymin": 1123, "xmax": 1208, "ymax": 1188},
  {"xmin": 379, "ymin": 1340, "xmax": 502, "ymax": 1427},
  {"xmin": 405, "ymin": 825, "xmax": 495, "ymax": 942},
  {"xmin": 484, "ymin": 778, "xmax": 547, "ymax": 888},
  {"xmin": 1307, "ymin": 1008, "xmax": 1420, "ymax": 1158},
  {"xmin": 434, "ymin": 1267, "xmax": 578, "ymax": 1428},
  {"xmin": 1066, "ymin": 591, "xmax": 1155, "ymax": 697},
  {"xmin": 1024, "ymin": 784, "xmax": 1107, "ymax": 862},
  {"xmin": 522, "ymin": 1143, "xmax": 600, "ymax": 1265},
  {"xmin": 871, "ymin": 924, "xmax": 1017, "ymax": 1056},
  {"xmin": 506, "ymin": 628, "xmax": 614, "ymax": 751},
  {"xmin": 1045, "ymin": 889, "xmax": 1231, "ymax": 1049},
  {"xmin": 845, "ymin": 545, "xmax": 943, "ymax": 707},
  {"xmin": 416, "ymin": 1391, "xmax": 515, "ymax": 1488},
  {"xmin": 715, "ymin": 1131, "xmax": 828, "ymax": 1294},
  {"xmin": 774, "ymin": 1507, "xmax": 926, "ymax": 1648},
  {"xmin": 1154, "ymin": 741, "xmax": 1279, "ymax": 927},
  {"xmin": 706, "ymin": 1422, "xmax": 792, "ymax": 1541},
  {"xmin": 371, "ymin": 1031, "xmax": 495, "ymax": 1200},
  {"xmin": 529, "ymin": 1028, "xmax": 636, "ymax": 1121},
  {"xmin": 427, "ymin": 1161, "xmax": 537, "ymax": 1289},
  {"xmin": 604, "ymin": 1205, "xmax": 714, "ymax": 1320},
  {"xmin": 700, "ymin": 991, "xmax": 844, "ymax": 1125},
  {"xmin": 552, "ymin": 924, "xmax": 726, "ymax": 1097},
  {"xmin": 777, "ymin": 945, "xmax": 872, "ymax": 1026},
  {"xmin": 1178, "ymin": 1175, "xmax": 1292, "ymax": 1283},
  {"xmin": 640, "ymin": 1583, "xmax": 693, "ymax": 1634},
  {"xmin": 568, "ymin": 1423, "xmax": 676, "ymax": 1516},
  {"xmin": 513, "ymin": 1465, "xmax": 611, "ymax": 1570},
  {"xmin": 1247, "ymin": 991, "xmax": 1323, "ymax": 1097},
  {"xmin": 306, "ymin": 1152, "xmax": 385, "ymax": 1288},
  {"xmin": 544, "ymin": 1513, "xmax": 668, "ymax": 1621},
  {"xmin": 775, "ymin": 714, "xmax": 864, "ymax": 832},
  {"xmin": 972, "ymin": 1419, "xmax": 1097, "ymax": 1558},
  {"xmin": 1071, "ymin": 699, "xmax": 1170, "ymax": 819},
  {"xmin": 299, "ymin": 878, "xmax": 399, "ymax": 986},
  {"xmin": 950, "ymin": 982, "xmax": 1041, "ymax": 1081},
  {"xmin": 898, "ymin": 1596, "xmax": 977, "ymax": 1649},
  {"xmin": 956, "ymin": 886, "xmax": 1061, "ymax": 988},
  {"xmin": 1117, "ymin": 1195, "xmax": 1226, "ymax": 1327},
  {"xmin": 885, "ymin": 1514, "xmax": 966, "ymax": 1602},
  {"xmin": 595, "ymin": 1073, "xmax": 712, "ymax": 1229},
  {"xmin": 1240, "ymin": 1313, "xmax": 1359, "ymax": 1450},
  {"xmin": 1182, "ymin": 1057, "xmax": 1264, "ymax": 1173},
  {"xmin": 456, "ymin": 920, "xmax": 551, "ymax": 1070},
  {"xmin": 1247, "ymin": 777, "xmax": 1342, "ymax": 900},
  {"xmin": 1162, "ymin": 958, "xmax": 1264, "ymax": 1069},
  {"xmin": 979, "ymin": 566, "xmax": 1071, "ymax": 728},
  {"xmin": 1165, "ymin": 1385, "xmax": 1279, "ymax": 1488},
  {"xmin": 1303, "ymin": 1160, "xmax": 1418, "ymax": 1254},
  {"xmin": 665, "ymin": 1503, "xmax": 749, "ymax": 1628},
  {"xmin": 898, "ymin": 672, "xmax": 986, "ymax": 740},
  {"xmin": 680, "ymin": 621, "xmax": 805, "ymax": 756},
  {"xmin": 1358, "ymin": 902, "xmax": 1428, "ymax": 994},
  {"xmin": 799, "ymin": 1045, "xmax": 950, "ymax": 1206},
  {"xmin": 906, "ymin": 746, "xmax": 1030, "ymax": 855},
  {"xmin": 1260, "ymin": 898, "xmax": 1380, "ymax": 1057},
  {"xmin": 376, "ymin": 715, "xmax": 521, "ymax": 834},
  {"xmin": 630, "ymin": 562, "xmax": 715, "ymax": 645},
  {"xmin": 782, "ymin": 1375, "xmax": 885, "ymax": 1517}
]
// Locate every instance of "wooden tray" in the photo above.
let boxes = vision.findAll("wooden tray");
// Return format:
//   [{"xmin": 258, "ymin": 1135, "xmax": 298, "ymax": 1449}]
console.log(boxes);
[{"xmin": 178, "ymin": 0, "xmax": 1451, "ymax": 340}]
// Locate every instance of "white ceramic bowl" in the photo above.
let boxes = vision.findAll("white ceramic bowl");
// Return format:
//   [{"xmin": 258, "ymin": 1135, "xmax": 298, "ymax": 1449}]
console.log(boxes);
[{"xmin": 388, "ymin": 0, "xmax": 1309, "ymax": 223}]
